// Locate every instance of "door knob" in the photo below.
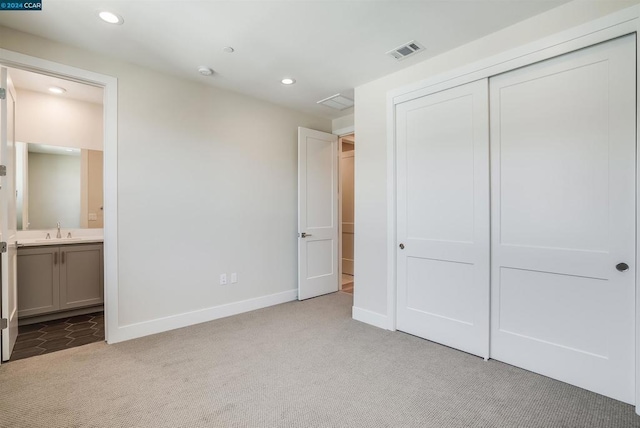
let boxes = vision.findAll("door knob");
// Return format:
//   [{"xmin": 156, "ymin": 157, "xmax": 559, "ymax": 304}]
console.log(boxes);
[
  {"xmin": 616, "ymin": 262, "xmax": 629, "ymax": 272},
  {"xmin": 300, "ymin": 232, "xmax": 312, "ymax": 238},
  {"xmin": 399, "ymin": 243, "xmax": 405, "ymax": 250}
]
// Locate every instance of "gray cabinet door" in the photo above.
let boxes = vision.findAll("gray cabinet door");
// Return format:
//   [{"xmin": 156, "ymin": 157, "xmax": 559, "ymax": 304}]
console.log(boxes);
[
  {"xmin": 59, "ymin": 244, "xmax": 104, "ymax": 310},
  {"xmin": 17, "ymin": 247, "xmax": 60, "ymax": 317}
]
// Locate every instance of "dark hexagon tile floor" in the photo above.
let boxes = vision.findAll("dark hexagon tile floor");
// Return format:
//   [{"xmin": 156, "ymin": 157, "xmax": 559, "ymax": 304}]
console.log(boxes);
[{"xmin": 9, "ymin": 312, "xmax": 104, "ymax": 362}]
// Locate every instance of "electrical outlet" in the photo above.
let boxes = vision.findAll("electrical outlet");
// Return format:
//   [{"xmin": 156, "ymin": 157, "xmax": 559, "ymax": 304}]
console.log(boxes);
[
  {"xmin": 231, "ymin": 273, "xmax": 237, "ymax": 284},
  {"xmin": 220, "ymin": 274, "xmax": 227, "ymax": 285}
]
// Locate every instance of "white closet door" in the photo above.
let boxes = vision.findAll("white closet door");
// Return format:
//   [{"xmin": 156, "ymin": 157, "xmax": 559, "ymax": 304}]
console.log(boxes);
[
  {"xmin": 396, "ymin": 79, "xmax": 490, "ymax": 358},
  {"xmin": 490, "ymin": 35, "xmax": 636, "ymax": 403}
]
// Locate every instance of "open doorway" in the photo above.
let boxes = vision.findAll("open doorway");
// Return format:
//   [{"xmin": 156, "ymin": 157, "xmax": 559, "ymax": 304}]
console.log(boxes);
[
  {"xmin": 339, "ymin": 133, "xmax": 354, "ymax": 294},
  {"xmin": 2, "ymin": 67, "xmax": 105, "ymax": 362}
]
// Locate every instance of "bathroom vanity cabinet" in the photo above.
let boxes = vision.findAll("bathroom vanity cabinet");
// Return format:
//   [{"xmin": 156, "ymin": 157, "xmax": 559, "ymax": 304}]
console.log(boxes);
[{"xmin": 17, "ymin": 243, "xmax": 104, "ymax": 318}]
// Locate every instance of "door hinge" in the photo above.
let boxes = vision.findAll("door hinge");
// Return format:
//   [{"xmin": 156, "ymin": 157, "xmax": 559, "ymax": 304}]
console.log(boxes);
[
  {"xmin": 0, "ymin": 165, "xmax": 6, "ymax": 177},
  {"xmin": 0, "ymin": 242, "xmax": 6, "ymax": 253},
  {"xmin": 0, "ymin": 88, "xmax": 5, "ymax": 100},
  {"xmin": 0, "ymin": 318, "xmax": 7, "ymax": 329}
]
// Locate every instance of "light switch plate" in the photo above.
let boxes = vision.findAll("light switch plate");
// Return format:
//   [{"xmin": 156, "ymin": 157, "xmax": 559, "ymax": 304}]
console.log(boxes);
[
  {"xmin": 220, "ymin": 274, "xmax": 227, "ymax": 285},
  {"xmin": 231, "ymin": 273, "xmax": 237, "ymax": 283},
  {"xmin": 88, "ymin": 213, "xmax": 98, "ymax": 221}
]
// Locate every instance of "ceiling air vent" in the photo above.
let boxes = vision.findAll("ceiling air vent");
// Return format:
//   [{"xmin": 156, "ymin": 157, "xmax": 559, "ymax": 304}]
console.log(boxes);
[
  {"xmin": 387, "ymin": 40, "xmax": 425, "ymax": 61},
  {"xmin": 317, "ymin": 93, "xmax": 354, "ymax": 110}
]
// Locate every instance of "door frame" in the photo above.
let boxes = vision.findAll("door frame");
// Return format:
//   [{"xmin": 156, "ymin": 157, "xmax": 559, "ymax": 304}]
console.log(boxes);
[
  {"xmin": 385, "ymin": 5, "xmax": 640, "ymax": 412},
  {"xmin": 0, "ymin": 49, "xmax": 118, "ymax": 345},
  {"xmin": 338, "ymin": 132, "xmax": 355, "ymax": 290}
]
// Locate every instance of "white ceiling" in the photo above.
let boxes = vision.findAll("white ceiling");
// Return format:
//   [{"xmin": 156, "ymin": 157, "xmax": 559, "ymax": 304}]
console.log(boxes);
[
  {"xmin": 8, "ymin": 67, "xmax": 104, "ymax": 104},
  {"xmin": 0, "ymin": 1, "xmax": 568, "ymax": 119}
]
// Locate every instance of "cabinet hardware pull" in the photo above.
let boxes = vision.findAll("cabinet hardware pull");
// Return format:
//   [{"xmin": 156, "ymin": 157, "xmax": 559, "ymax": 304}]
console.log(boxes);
[
  {"xmin": 54, "ymin": 252, "xmax": 57, "ymax": 265},
  {"xmin": 61, "ymin": 252, "xmax": 65, "ymax": 264}
]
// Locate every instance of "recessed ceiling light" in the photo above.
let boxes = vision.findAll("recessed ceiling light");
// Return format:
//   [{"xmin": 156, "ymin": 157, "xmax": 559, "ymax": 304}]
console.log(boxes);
[
  {"xmin": 99, "ymin": 11, "xmax": 124, "ymax": 25},
  {"xmin": 197, "ymin": 66, "xmax": 214, "ymax": 76},
  {"xmin": 48, "ymin": 86, "xmax": 66, "ymax": 94},
  {"xmin": 222, "ymin": 47, "xmax": 235, "ymax": 54},
  {"xmin": 281, "ymin": 78, "xmax": 296, "ymax": 85}
]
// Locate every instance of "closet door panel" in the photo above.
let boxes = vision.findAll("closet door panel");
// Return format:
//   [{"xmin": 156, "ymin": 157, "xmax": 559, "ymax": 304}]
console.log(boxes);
[
  {"xmin": 490, "ymin": 34, "xmax": 636, "ymax": 404},
  {"xmin": 396, "ymin": 79, "xmax": 490, "ymax": 358}
]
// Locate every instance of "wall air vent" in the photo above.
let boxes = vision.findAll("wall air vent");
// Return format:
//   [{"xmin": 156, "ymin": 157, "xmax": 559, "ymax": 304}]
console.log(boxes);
[
  {"xmin": 387, "ymin": 40, "xmax": 425, "ymax": 61},
  {"xmin": 317, "ymin": 93, "xmax": 354, "ymax": 111}
]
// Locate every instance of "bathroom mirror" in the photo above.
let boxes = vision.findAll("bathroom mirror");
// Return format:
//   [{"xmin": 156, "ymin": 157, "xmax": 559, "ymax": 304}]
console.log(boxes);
[{"xmin": 16, "ymin": 142, "xmax": 104, "ymax": 230}]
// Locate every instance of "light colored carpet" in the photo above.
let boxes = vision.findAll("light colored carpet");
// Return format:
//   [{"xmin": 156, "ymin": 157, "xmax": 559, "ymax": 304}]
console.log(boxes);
[{"xmin": 0, "ymin": 292, "xmax": 638, "ymax": 428}]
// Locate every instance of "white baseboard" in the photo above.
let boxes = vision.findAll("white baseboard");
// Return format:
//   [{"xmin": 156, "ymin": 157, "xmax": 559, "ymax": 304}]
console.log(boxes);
[
  {"xmin": 108, "ymin": 289, "xmax": 297, "ymax": 344},
  {"xmin": 352, "ymin": 306, "xmax": 391, "ymax": 330}
]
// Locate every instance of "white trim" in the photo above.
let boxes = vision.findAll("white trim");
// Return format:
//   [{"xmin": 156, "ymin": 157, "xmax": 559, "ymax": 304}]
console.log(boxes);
[
  {"xmin": 334, "ymin": 125, "xmax": 355, "ymax": 137},
  {"xmin": 337, "ymin": 137, "xmax": 342, "ymax": 291},
  {"xmin": 635, "ymin": 26, "xmax": 640, "ymax": 417},
  {"xmin": 0, "ymin": 49, "xmax": 119, "ymax": 345},
  {"xmin": 338, "ymin": 136, "xmax": 344, "ymax": 289},
  {"xmin": 110, "ymin": 289, "xmax": 297, "ymax": 343},
  {"xmin": 352, "ymin": 306, "xmax": 391, "ymax": 330},
  {"xmin": 386, "ymin": 90, "xmax": 397, "ymax": 332},
  {"xmin": 338, "ymin": 133, "xmax": 356, "ymax": 290},
  {"xmin": 385, "ymin": 5, "xmax": 640, "ymax": 411}
]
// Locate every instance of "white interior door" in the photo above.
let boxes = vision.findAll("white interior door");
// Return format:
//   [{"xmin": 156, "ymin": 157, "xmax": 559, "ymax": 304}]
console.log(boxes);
[
  {"xmin": 1, "ymin": 67, "xmax": 18, "ymax": 362},
  {"xmin": 396, "ymin": 79, "xmax": 490, "ymax": 358},
  {"xmin": 490, "ymin": 35, "xmax": 636, "ymax": 403},
  {"xmin": 298, "ymin": 127, "xmax": 339, "ymax": 300}
]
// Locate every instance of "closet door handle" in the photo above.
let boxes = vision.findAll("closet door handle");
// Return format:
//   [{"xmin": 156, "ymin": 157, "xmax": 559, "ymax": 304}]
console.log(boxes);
[
  {"xmin": 61, "ymin": 251, "xmax": 65, "ymax": 264},
  {"xmin": 616, "ymin": 262, "xmax": 629, "ymax": 272},
  {"xmin": 54, "ymin": 252, "xmax": 58, "ymax": 265}
]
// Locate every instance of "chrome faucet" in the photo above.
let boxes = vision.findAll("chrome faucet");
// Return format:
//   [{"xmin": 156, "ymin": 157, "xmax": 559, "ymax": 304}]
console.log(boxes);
[{"xmin": 56, "ymin": 222, "xmax": 61, "ymax": 239}]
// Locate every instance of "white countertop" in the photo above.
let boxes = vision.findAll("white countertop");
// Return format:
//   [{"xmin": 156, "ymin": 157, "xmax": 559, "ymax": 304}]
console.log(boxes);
[
  {"xmin": 17, "ymin": 228, "xmax": 104, "ymax": 247},
  {"xmin": 17, "ymin": 237, "xmax": 104, "ymax": 247}
]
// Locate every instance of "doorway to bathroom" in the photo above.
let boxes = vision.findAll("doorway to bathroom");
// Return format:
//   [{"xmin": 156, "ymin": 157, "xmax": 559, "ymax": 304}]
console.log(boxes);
[
  {"xmin": 0, "ymin": 65, "xmax": 107, "ymax": 362},
  {"xmin": 339, "ymin": 134, "xmax": 355, "ymax": 295}
]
